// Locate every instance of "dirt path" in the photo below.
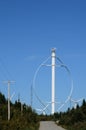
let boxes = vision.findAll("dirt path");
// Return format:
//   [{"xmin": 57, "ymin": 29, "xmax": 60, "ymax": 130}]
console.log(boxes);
[{"xmin": 39, "ymin": 121, "xmax": 66, "ymax": 130}]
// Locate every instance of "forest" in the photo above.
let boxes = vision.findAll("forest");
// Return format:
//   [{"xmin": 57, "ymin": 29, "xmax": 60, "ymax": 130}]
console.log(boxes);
[
  {"xmin": 37, "ymin": 99, "xmax": 86, "ymax": 130},
  {"xmin": 0, "ymin": 91, "xmax": 86, "ymax": 130},
  {"xmin": 54, "ymin": 99, "xmax": 86, "ymax": 130},
  {"xmin": 0, "ymin": 92, "xmax": 39, "ymax": 130}
]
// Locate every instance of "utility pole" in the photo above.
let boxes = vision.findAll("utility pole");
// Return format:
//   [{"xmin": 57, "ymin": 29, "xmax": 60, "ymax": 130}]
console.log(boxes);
[
  {"xmin": 51, "ymin": 48, "xmax": 56, "ymax": 114},
  {"xmin": 21, "ymin": 103, "xmax": 23, "ymax": 115},
  {"xmin": 3, "ymin": 80, "xmax": 15, "ymax": 121},
  {"xmin": 31, "ymin": 85, "xmax": 33, "ymax": 108}
]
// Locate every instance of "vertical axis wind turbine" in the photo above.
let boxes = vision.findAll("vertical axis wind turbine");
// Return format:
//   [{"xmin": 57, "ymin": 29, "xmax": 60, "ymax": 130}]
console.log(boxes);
[
  {"xmin": 32, "ymin": 48, "xmax": 73, "ymax": 115},
  {"xmin": 51, "ymin": 48, "xmax": 56, "ymax": 114}
]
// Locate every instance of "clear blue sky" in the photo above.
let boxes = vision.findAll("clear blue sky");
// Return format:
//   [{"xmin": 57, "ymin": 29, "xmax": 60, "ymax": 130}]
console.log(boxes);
[{"xmin": 0, "ymin": 0, "xmax": 86, "ymax": 113}]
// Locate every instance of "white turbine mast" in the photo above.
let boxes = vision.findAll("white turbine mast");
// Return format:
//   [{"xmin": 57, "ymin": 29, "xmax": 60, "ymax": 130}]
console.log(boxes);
[{"xmin": 51, "ymin": 48, "xmax": 56, "ymax": 114}]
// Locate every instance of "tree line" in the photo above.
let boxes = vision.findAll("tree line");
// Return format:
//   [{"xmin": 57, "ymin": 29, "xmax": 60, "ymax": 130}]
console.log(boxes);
[
  {"xmin": 36, "ymin": 99, "xmax": 86, "ymax": 130},
  {"xmin": 54, "ymin": 99, "xmax": 86, "ymax": 130},
  {"xmin": 0, "ymin": 92, "xmax": 39, "ymax": 130},
  {"xmin": 0, "ymin": 91, "xmax": 86, "ymax": 130}
]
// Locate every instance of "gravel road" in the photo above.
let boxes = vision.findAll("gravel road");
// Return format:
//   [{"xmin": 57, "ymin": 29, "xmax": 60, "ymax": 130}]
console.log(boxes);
[{"xmin": 39, "ymin": 121, "xmax": 66, "ymax": 130}]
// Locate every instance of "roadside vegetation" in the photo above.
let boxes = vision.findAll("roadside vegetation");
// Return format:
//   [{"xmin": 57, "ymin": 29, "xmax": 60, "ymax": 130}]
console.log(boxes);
[
  {"xmin": 0, "ymin": 91, "xmax": 86, "ymax": 130},
  {"xmin": 54, "ymin": 99, "xmax": 86, "ymax": 130},
  {"xmin": 35, "ymin": 99, "xmax": 86, "ymax": 130},
  {"xmin": 0, "ymin": 92, "xmax": 39, "ymax": 130}
]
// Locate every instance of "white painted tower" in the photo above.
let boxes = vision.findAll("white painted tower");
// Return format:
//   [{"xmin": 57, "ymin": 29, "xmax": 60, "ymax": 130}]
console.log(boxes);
[{"xmin": 51, "ymin": 48, "xmax": 56, "ymax": 114}]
